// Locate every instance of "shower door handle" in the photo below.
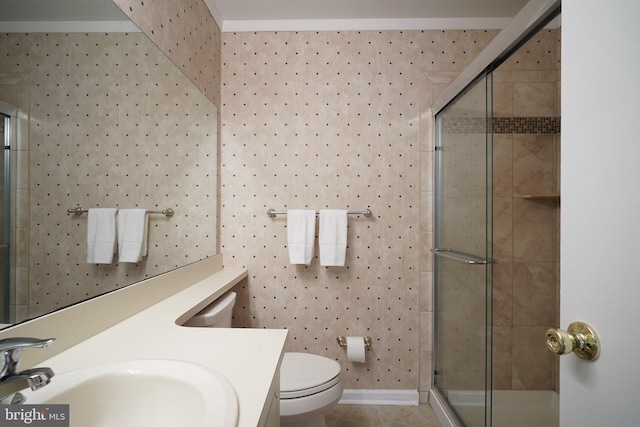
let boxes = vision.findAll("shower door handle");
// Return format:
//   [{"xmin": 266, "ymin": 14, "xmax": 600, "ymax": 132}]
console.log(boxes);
[
  {"xmin": 431, "ymin": 248, "xmax": 496, "ymax": 265},
  {"xmin": 545, "ymin": 322, "xmax": 600, "ymax": 361}
]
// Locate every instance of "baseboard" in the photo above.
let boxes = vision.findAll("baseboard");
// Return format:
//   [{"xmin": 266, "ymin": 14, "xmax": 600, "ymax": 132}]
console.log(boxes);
[{"xmin": 338, "ymin": 389, "xmax": 419, "ymax": 406}]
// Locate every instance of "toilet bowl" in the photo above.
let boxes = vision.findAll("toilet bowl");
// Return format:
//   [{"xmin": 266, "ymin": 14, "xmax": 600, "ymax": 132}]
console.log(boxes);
[
  {"xmin": 280, "ymin": 352, "xmax": 343, "ymax": 427},
  {"xmin": 184, "ymin": 292, "xmax": 344, "ymax": 427}
]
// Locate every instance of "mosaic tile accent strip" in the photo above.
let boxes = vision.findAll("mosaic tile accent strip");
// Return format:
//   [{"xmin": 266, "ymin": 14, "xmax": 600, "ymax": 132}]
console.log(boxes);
[
  {"xmin": 441, "ymin": 116, "xmax": 560, "ymax": 134},
  {"xmin": 494, "ymin": 116, "xmax": 560, "ymax": 134}
]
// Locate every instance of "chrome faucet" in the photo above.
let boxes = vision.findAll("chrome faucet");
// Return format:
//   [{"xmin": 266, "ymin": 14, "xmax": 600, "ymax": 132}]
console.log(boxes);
[{"xmin": 0, "ymin": 337, "xmax": 56, "ymax": 403}]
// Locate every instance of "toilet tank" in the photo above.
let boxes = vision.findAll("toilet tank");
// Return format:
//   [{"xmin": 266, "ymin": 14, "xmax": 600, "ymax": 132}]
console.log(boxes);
[{"xmin": 183, "ymin": 292, "xmax": 236, "ymax": 328}]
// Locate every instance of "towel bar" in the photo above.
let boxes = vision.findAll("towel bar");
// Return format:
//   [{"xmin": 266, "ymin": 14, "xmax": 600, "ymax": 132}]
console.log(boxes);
[
  {"xmin": 67, "ymin": 207, "xmax": 175, "ymax": 217},
  {"xmin": 267, "ymin": 208, "xmax": 372, "ymax": 218}
]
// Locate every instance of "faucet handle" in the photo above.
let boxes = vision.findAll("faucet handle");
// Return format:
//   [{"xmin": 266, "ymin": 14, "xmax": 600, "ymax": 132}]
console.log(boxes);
[
  {"xmin": 0, "ymin": 338, "xmax": 55, "ymax": 353},
  {"xmin": 0, "ymin": 338, "xmax": 55, "ymax": 379}
]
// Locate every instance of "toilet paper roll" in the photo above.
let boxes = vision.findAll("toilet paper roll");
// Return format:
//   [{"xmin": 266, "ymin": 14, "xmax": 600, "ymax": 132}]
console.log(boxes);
[{"xmin": 346, "ymin": 336, "xmax": 366, "ymax": 363}]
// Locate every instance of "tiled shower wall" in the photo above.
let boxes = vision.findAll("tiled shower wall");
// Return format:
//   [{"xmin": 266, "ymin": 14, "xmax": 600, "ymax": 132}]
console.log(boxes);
[
  {"xmin": 0, "ymin": 32, "xmax": 217, "ymax": 319},
  {"xmin": 491, "ymin": 29, "xmax": 561, "ymax": 391},
  {"xmin": 219, "ymin": 30, "xmax": 498, "ymax": 392}
]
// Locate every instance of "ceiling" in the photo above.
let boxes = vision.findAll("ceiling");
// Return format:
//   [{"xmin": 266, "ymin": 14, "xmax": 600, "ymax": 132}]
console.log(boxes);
[
  {"xmin": 205, "ymin": 0, "xmax": 531, "ymax": 32},
  {"xmin": 0, "ymin": 0, "xmax": 137, "ymax": 32},
  {"xmin": 0, "ymin": 0, "xmax": 531, "ymax": 32},
  {"xmin": 0, "ymin": 0, "xmax": 129, "ymax": 21}
]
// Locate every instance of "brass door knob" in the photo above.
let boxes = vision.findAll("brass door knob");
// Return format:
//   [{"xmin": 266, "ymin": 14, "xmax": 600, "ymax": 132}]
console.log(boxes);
[{"xmin": 545, "ymin": 322, "xmax": 600, "ymax": 361}]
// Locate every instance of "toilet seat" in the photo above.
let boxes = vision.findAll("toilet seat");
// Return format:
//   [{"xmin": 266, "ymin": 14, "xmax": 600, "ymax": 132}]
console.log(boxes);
[{"xmin": 280, "ymin": 352, "xmax": 341, "ymax": 399}]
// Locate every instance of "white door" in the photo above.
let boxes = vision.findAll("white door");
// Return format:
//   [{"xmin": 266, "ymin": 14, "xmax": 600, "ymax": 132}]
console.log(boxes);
[{"xmin": 561, "ymin": 1, "xmax": 640, "ymax": 425}]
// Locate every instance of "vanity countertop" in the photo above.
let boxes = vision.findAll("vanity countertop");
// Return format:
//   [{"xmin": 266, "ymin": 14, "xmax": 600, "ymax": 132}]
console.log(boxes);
[{"xmin": 36, "ymin": 267, "xmax": 288, "ymax": 427}]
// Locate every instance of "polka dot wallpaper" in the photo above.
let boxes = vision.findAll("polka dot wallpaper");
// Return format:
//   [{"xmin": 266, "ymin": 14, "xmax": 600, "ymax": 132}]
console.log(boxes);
[
  {"xmin": 219, "ymin": 29, "xmax": 499, "ymax": 391},
  {"xmin": 113, "ymin": 0, "xmax": 222, "ymax": 108}
]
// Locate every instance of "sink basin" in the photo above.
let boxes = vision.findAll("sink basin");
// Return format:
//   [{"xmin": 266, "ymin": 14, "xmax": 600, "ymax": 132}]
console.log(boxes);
[{"xmin": 21, "ymin": 359, "xmax": 238, "ymax": 427}]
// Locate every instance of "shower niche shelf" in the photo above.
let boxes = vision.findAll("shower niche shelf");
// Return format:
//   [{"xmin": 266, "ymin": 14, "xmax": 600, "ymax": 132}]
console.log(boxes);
[{"xmin": 521, "ymin": 193, "xmax": 560, "ymax": 200}]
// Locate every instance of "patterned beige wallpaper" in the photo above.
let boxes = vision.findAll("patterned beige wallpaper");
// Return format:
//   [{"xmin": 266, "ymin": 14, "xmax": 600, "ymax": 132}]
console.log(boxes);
[
  {"xmin": 220, "ymin": 29, "xmax": 499, "ymax": 392},
  {"xmin": 114, "ymin": 0, "xmax": 222, "ymax": 251},
  {"xmin": 113, "ymin": 0, "xmax": 222, "ymax": 108},
  {"xmin": 0, "ymin": 32, "xmax": 217, "ymax": 319}
]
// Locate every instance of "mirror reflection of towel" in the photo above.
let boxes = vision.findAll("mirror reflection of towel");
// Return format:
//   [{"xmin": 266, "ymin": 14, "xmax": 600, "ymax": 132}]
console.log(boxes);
[
  {"xmin": 87, "ymin": 208, "xmax": 117, "ymax": 264},
  {"xmin": 319, "ymin": 209, "xmax": 348, "ymax": 267},
  {"xmin": 118, "ymin": 209, "xmax": 148, "ymax": 263}
]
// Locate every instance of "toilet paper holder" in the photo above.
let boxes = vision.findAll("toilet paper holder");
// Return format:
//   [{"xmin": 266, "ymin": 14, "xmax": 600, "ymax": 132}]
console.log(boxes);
[{"xmin": 336, "ymin": 336, "xmax": 372, "ymax": 348}]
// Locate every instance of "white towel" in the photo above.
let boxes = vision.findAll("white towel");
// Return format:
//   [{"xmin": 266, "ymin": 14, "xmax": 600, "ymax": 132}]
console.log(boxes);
[
  {"xmin": 117, "ymin": 209, "xmax": 148, "ymax": 263},
  {"xmin": 287, "ymin": 210, "xmax": 316, "ymax": 265},
  {"xmin": 319, "ymin": 209, "xmax": 348, "ymax": 267},
  {"xmin": 87, "ymin": 208, "xmax": 117, "ymax": 264}
]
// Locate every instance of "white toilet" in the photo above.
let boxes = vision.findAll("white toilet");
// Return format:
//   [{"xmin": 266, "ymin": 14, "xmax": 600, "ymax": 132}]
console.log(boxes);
[{"xmin": 184, "ymin": 292, "xmax": 344, "ymax": 427}]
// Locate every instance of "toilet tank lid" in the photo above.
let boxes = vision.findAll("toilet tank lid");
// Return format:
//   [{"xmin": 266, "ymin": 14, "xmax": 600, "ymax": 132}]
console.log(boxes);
[
  {"xmin": 280, "ymin": 352, "xmax": 341, "ymax": 392},
  {"xmin": 185, "ymin": 292, "xmax": 236, "ymax": 327}
]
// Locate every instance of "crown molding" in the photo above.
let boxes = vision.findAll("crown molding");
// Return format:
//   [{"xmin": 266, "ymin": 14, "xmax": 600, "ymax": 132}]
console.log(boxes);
[
  {"xmin": 0, "ymin": 21, "xmax": 140, "ymax": 33},
  {"xmin": 220, "ymin": 17, "xmax": 513, "ymax": 33}
]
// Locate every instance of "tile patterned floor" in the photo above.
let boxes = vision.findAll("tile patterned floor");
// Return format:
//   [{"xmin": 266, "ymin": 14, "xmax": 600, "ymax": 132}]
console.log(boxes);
[{"xmin": 325, "ymin": 403, "xmax": 443, "ymax": 427}]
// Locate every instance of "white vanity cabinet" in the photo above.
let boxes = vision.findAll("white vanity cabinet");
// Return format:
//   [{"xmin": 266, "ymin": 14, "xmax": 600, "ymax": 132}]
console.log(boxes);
[{"xmin": 258, "ymin": 365, "xmax": 281, "ymax": 427}]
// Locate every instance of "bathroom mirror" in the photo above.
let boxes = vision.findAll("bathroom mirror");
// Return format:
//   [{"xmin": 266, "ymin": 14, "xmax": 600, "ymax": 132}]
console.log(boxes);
[{"xmin": 0, "ymin": 0, "xmax": 218, "ymax": 325}]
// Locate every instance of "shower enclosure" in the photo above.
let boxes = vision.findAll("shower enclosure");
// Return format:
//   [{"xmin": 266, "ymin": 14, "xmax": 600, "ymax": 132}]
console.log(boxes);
[
  {"xmin": 0, "ymin": 105, "xmax": 13, "ymax": 324},
  {"xmin": 431, "ymin": 2, "xmax": 561, "ymax": 426}
]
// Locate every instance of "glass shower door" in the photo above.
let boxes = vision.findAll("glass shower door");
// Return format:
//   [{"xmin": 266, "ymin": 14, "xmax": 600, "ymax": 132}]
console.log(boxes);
[
  {"xmin": 433, "ymin": 72, "xmax": 493, "ymax": 427},
  {"xmin": 0, "ymin": 113, "xmax": 10, "ymax": 323}
]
